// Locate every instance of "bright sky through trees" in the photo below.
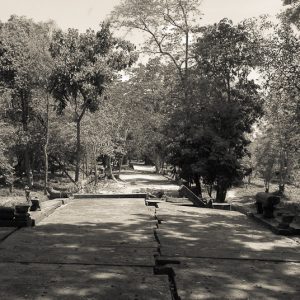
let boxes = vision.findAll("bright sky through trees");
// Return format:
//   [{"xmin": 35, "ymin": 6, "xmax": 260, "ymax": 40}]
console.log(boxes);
[{"xmin": 0, "ymin": 0, "xmax": 283, "ymax": 33}]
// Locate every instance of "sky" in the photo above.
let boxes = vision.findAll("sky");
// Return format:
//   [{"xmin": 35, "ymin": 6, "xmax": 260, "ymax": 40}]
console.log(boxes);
[{"xmin": 0, "ymin": 0, "xmax": 284, "ymax": 33}]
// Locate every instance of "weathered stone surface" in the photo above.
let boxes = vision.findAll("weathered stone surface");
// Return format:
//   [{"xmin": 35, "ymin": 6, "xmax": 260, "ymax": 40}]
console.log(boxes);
[
  {"xmin": 160, "ymin": 246, "xmax": 300, "ymax": 262},
  {"xmin": 0, "ymin": 198, "xmax": 170, "ymax": 299},
  {"xmin": 156, "ymin": 203, "xmax": 300, "ymax": 260},
  {"xmin": 73, "ymin": 193, "xmax": 147, "ymax": 199},
  {"xmin": 172, "ymin": 258, "xmax": 300, "ymax": 300},
  {"xmin": 29, "ymin": 199, "xmax": 63, "ymax": 225},
  {"xmin": 0, "ymin": 199, "xmax": 158, "ymax": 266},
  {"xmin": 212, "ymin": 202, "xmax": 231, "ymax": 210},
  {"xmin": 155, "ymin": 201, "xmax": 300, "ymax": 299},
  {"xmin": 0, "ymin": 227, "xmax": 16, "ymax": 241},
  {"xmin": 0, "ymin": 244, "xmax": 156, "ymax": 266},
  {"xmin": 0, "ymin": 263, "xmax": 171, "ymax": 300},
  {"xmin": 178, "ymin": 185, "xmax": 206, "ymax": 207}
]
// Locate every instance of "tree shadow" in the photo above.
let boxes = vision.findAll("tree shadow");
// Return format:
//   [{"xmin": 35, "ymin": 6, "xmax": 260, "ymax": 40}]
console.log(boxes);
[
  {"xmin": 1, "ymin": 198, "xmax": 299, "ymax": 299},
  {"xmin": 0, "ymin": 200, "xmax": 170, "ymax": 299},
  {"xmin": 156, "ymin": 203, "xmax": 300, "ymax": 299}
]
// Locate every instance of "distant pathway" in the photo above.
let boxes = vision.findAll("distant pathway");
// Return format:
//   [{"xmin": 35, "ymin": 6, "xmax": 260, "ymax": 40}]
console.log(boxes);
[{"xmin": 119, "ymin": 165, "xmax": 179, "ymax": 194}]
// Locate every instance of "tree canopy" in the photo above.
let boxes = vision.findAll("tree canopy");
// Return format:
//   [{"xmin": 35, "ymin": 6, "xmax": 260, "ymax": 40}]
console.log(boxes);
[{"xmin": 0, "ymin": 0, "xmax": 299, "ymax": 202}]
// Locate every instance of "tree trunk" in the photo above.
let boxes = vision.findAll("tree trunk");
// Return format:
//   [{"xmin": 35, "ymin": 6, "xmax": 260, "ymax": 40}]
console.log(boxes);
[
  {"xmin": 86, "ymin": 154, "xmax": 88, "ymax": 177},
  {"xmin": 155, "ymin": 156, "xmax": 161, "ymax": 174},
  {"xmin": 23, "ymin": 125, "xmax": 32, "ymax": 187},
  {"xmin": 193, "ymin": 174, "xmax": 203, "ymax": 198},
  {"xmin": 24, "ymin": 144, "xmax": 33, "ymax": 188},
  {"xmin": 264, "ymin": 179, "xmax": 270, "ymax": 193},
  {"xmin": 82, "ymin": 159, "xmax": 85, "ymax": 179},
  {"xmin": 94, "ymin": 146, "xmax": 98, "ymax": 186},
  {"xmin": 75, "ymin": 120, "xmax": 81, "ymax": 182},
  {"xmin": 50, "ymin": 155, "xmax": 77, "ymax": 185},
  {"xmin": 144, "ymin": 156, "xmax": 153, "ymax": 166},
  {"xmin": 206, "ymin": 184, "xmax": 213, "ymax": 198},
  {"xmin": 279, "ymin": 184, "xmax": 285, "ymax": 194},
  {"xmin": 20, "ymin": 91, "xmax": 33, "ymax": 188},
  {"xmin": 216, "ymin": 183, "xmax": 227, "ymax": 202},
  {"xmin": 118, "ymin": 155, "xmax": 124, "ymax": 177},
  {"xmin": 107, "ymin": 156, "xmax": 118, "ymax": 182},
  {"xmin": 43, "ymin": 95, "xmax": 49, "ymax": 195}
]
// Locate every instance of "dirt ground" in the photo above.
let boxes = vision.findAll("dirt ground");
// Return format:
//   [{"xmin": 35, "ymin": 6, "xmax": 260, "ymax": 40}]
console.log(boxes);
[
  {"xmin": 1, "ymin": 167, "xmax": 299, "ymax": 222},
  {"xmin": 227, "ymin": 178, "xmax": 300, "ymax": 216},
  {"xmin": 0, "ymin": 165, "xmax": 179, "ymax": 207},
  {"xmin": 80, "ymin": 165, "xmax": 179, "ymax": 195}
]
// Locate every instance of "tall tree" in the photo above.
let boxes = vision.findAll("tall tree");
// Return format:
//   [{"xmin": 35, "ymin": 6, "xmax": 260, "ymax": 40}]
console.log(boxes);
[
  {"xmin": 49, "ymin": 23, "xmax": 137, "ymax": 182},
  {"xmin": 256, "ymin": 16, "xmax": 300, "ymax": 192},
  {"xmin": 113, "ymin": 58, "xmax": 175, "ymax": 172},
  {"xmin": 167, "ymin": 19, "xmax": 263, "ymax": 201},
  {"xmin": 111, "ymin": 0, "xmax": 202, "ymax": 105},
  {"xmin": 0, "ymin": 16, "xmax": 53, "ymax": 187}
]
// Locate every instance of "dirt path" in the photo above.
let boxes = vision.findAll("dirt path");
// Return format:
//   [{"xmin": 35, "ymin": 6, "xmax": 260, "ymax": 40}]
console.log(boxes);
[{"xmin": 91, "ymin": 165, "xmax": 180, "ymax": 195}]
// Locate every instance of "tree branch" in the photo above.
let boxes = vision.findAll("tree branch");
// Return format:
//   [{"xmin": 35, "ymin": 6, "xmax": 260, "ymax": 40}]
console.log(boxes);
[{"xmin": 139, "ymin": 19, "xmax": 184, "ymax": 81}]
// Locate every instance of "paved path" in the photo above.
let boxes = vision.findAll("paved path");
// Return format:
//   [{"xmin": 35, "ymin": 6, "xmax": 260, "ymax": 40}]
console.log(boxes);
[
  {"xmin": 0, "ymin": 199, "xmax": 170, "ymax": 299},
  {"xmin": 156, "ymin": 202, "xmax": 300, "ymax": 299},
  {"xmin": 0, "ymin": 167, "xmax": 299, "ymax": 299}
]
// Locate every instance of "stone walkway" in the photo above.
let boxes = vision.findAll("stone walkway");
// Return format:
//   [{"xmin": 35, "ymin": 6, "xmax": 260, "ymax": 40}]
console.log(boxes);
[
  {"xmin": 0, "ymin": 167, "xmax": 299, "ymax": 299},
  {"xmin": 155, "ymin": 202, "xmax": 300, "ymax": 299},
  {"xmin": 0, "ymin": 199, "xmax": 170, "ymax": 299}
]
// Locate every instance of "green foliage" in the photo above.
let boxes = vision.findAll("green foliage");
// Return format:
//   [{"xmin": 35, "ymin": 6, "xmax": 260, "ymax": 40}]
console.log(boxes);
[
  {"xmin": 49, "ymin": 23, "xmax": 138, "ymax": 181},
  {"xmin": 281, "ymin": 0, "xmax": 300, "ymax": 28},
  {"xmin": 0, "ymin": 16, "xmax": 54, "ymax": 186},
  {"xmin": 254, "ymin": 16, "xmax": 300, "ymax": 191},
  {"xmin": 111, "ymin": 0, "xmax": 202, "ymax": 83},
  {"xmin": 50, "ymin": 23, "xmax": 137, "ymax": 116},
  {"xmin": 109, "ymin": 58, "xmax": 177, "ymax": 170},
  {"xmin": 166, "ymin": 19, "xmax": 263, "ymax": 201},
  {"xmin": 0, "ymin": 121, "xmax": 16, "ymax": 173}
]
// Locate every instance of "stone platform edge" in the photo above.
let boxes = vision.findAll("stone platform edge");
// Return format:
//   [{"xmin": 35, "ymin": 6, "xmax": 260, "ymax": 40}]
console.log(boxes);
[
  {"xmin": 0, "ymin": 199, "xmax": 70, "ymax": 227},
  {"xmin": 30, "ymin": 198, "xmax": 71, "ymax": 225},
  {"xmin": 73, "ymin": 193, "xmax": 148, "ymax": 199},
  {"xmin": 232, "ymin": 205, "xmax": 300, "ymax": 236}
]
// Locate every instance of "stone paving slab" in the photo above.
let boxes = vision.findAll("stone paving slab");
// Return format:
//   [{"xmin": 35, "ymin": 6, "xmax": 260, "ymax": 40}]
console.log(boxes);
[
  {"xmin": 0, "ymin": 197, "xmax": 170, "ymax": 299},
  {"xmin": 170, "ymin": 257, "xmax": 300, "ymax": 300},
  {"xmin": 30, "ymin": 199, "xmax": 63, "ymax": 225},
  {"xmin": 0, "ymin": 263, "xmax": 171, "ymax": 300},
  {"xmin": 155, "ymin": 203, "xmax": 300, "ymax": 262},
  {"xmin": 4, "ymin": 225, "xmax": 157, "ymax": 246},
  {"xmin": 0, "ymin": 227, "xmax": 16, "ymax": 241},
  {"xmin": 74, "ymin": 193, "xmax": 148, "ymax": 199},
  {"xmin": 156, "ymin": 201, "xmax": 300, "ymax": 298},
  {"xmin": 39, "ymin": 202, "xmax": 155, "ymax": 227},
  {"xmin": 157, "ymin": 224, "xmax": 300, "ymax": 262},
  {"xmin": 0, "ymin": 243, "xmax": 156, "ymax": 266},
  {"xmin": 0, "ymin": 199, "xmax": 158, "ymax": 266},
  {"xmin": 159, "ymin": 245, "xmax": 300, "ymax": 262}
]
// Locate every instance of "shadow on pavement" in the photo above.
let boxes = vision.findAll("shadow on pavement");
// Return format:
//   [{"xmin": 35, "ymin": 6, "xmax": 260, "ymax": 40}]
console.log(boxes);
[{"xmin": 0, "ymin": 199, "xmax": 170, "ymax": 300}]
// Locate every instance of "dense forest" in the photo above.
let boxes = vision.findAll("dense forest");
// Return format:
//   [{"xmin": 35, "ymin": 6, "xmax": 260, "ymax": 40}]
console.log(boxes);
[{"xmin": 0, "ymin": 0, "xmax": 299, "ymax": 202}]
